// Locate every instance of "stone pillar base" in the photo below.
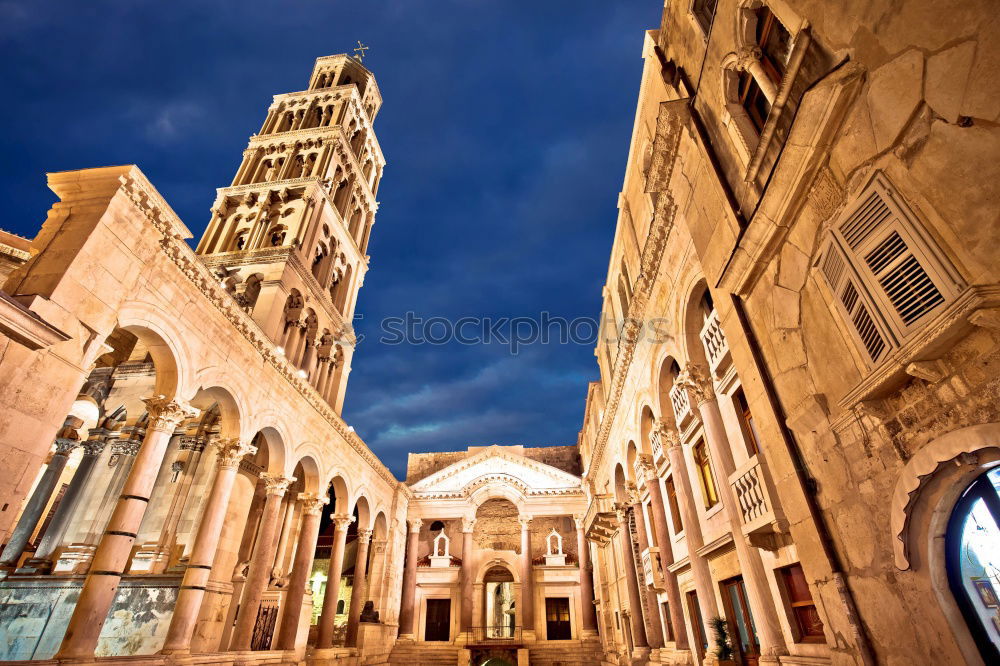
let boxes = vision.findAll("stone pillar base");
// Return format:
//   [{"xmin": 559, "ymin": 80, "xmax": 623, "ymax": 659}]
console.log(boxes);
[
  {"xmin": 458, "ymin": 648, "xmax": 471, "ymax": 666},
  {"xmin": 516, "ymin": 648, "xmax": 530, "ymax": 666}
]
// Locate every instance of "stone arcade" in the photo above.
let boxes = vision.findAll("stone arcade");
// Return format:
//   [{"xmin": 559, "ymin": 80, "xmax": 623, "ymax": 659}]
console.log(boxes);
[{"xmin": 1, "ymin": 0, "xmax": 1000, "ymax": 665}]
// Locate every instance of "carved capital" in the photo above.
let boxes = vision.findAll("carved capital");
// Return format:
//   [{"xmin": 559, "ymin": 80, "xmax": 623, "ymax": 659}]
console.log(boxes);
[
  {"xmin": 111, "ymin": 439, "xmax": 141, "ymax": 457},
  {"xmin": 142, "ymin": 395, "xmax": 199, "ymax": 432},
  {"xmin": 261, "ymin": 472, "xmax": 296, "ymax": 496},
  {"xmin": 299, "ymin": 492, "xmax": 329, "ymax": 516},
  {"xmin": 675, "ymin": 364, "xmax": 714, "ymax": 407},
  {"xmin": 357, "ymin": 528, "xmax": 373, "ymax": 545},
  {"xmin": 408, "ymin": 519, "xmax": 423, "ymax": 533},
  {"xmin": 635, "ymin": 453, "xmax": 657, "ymax": 483},
  {"xmin": 214, "ymin": 438, "xmax": 258, "ymax": 469},
  {"xmin": 518, "ymin": 515, "xmax": 533, "ymax": 531},
  {"xmin": 735, "ymin": 45, "xmax": 763, "ymax": 71},
  {"xmin": 81, "ymin": 439, "xmax": 108, "ymax": 457},
  {"xmin": 573, "ymin": 514, "xmax": 585, "ymax": 530},
  {"xmin": 461, "ymin": 517, "xmax": 477, "ymax": 533},
  {"xmin": 625, "ymin": 482, "xmax": 641, "ymax": 507},
  {"xmin": 332, "ymin": 513, "xmax": 355, "ymax": 532},
  {"xmin": 54, "ymin": 438, "xmax": 80, "ymax": 455}
]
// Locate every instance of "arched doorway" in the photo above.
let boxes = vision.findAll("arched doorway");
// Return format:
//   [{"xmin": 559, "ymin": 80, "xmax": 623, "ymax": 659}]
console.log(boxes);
[
  {"xmin": 947, "ymin": 467, "xmax": 1000, "ymax": 662},
  {"xmin": 483, "ymin": 565, "xmax": 516, "ymax": 638}
]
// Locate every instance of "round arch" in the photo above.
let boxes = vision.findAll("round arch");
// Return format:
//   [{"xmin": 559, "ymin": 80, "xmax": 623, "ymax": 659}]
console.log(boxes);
[
  {"xmin": 291, "ymin": 453, "xmax": 322, "ymax": 494},
  {"xmin": 253, "ymin": 425, "xmax": 287, "ymax": 475},
  {"xmin": 352, "ymin": 493, "xmax": 372, "ymax": 531},
  {"xmin": 325, "ymin": 472, "xmax": 350, "ymax": 513},
  {"xmin": 189, "ymin": 384, "xmax": 243, "ymax": 441},
  {"xmin": 115, "ymin": 306, "xmax": 191, "ymax": 399},
  {"xmin": 468, "ymin": 481, "xmax": 527, "ymax": 512}
]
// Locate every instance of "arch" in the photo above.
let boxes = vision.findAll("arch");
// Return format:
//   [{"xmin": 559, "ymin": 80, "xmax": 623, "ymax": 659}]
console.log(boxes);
[
  {"xmin": 468, "ymin": 482, "xmax": 527, "ymax": 511},
  {"xmin": 475, "ymin": 556, "xmax": 520, "ymax": 585},
  {"xmin": 352, "ymin": 492, "xmax": 372, "ymax": 530},
  {"xmin": 291, "ymin": 452, "xmax": 322, "ymax": 493},
  {"xmin": 640, "ymin": 405, "xmax": 656, "ymax": 455},
  {"xmin": 251, "ymin": 425, "xmax": 287, "ymax": 475},
  {"xmin": 372, "ymin": 511, "xmax": 388, "ymax": 540},
  {"xmin": 625, "ymin": 441, "xmax": 639, "ymax": 483},
  {"xmin": 188, "ymin": 382, "xmax": 243, "ymax": 441},
  {"xmin": 680, "ymin": 278, "xmax": 713, "ymax": 369},
  {"xmin": 325, "ymin": 471, "xmax": 350, "ymax": 513},
  {"xmin": 613, "ymin": 464, "xmax": 628, "ymax": 503},
  {"xmin": 115, "ymin": 303, "xmax": 193, "ymax": 399}
]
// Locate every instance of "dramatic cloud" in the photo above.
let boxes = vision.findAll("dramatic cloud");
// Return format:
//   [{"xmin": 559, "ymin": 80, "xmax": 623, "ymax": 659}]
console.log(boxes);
[{"xmin": 0, "ymin": 0, "xmax": 659, "ymax": 479}]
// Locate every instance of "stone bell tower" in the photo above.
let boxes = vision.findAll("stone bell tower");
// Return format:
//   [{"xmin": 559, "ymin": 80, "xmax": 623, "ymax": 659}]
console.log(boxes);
[{"xmin": 196, "ymin": 53, "xmax": 384, "ymax": 413}]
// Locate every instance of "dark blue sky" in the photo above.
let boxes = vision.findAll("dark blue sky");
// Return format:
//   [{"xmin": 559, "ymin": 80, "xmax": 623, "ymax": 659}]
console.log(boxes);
[{"xmin": 1, "ymin": 1, "xmax": 658, "ymax": 479}]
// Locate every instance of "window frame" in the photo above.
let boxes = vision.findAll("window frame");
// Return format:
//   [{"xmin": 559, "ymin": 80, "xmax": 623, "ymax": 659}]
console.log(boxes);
[
  {"xmin": 665, "ymin": 475, "xmax": 685, "ymax": 534},
  {"xmin": 733, "ymin": 387, "xmax": 761, "ymax": 457},
  {"xmin": 776, "ymin": 563, "xmax": 826, "ymax": 644},
  {"xmin": 692, "ymin": 439, "xmax": 720, "ymax": 509}
]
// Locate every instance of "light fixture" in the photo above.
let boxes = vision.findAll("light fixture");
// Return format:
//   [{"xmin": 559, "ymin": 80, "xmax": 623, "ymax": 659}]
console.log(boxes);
[
  {"xmin": 275, "ymin": 346, "xmax": 285, "ymax": 356},
  {"xmin": 297, "ymin": 369, "xmax": 308, "ymax": 378}
]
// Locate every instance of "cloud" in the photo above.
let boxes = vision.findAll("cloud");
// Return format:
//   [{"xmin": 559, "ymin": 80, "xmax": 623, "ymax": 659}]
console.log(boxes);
[{"xmin": 143, "ymin": 101, "xmax": 205, "ymax": 142}]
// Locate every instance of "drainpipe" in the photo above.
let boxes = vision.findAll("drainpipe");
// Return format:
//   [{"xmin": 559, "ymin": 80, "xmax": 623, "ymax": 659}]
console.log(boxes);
[{"xmin": 730, "ymin": 293, "xmax": 877, "ymax": 666}]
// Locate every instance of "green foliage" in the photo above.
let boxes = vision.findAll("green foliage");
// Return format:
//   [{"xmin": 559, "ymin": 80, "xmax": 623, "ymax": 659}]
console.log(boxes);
[{"xmin": 709, "ymin": 616, "xmax": 734, "ymax": 661}]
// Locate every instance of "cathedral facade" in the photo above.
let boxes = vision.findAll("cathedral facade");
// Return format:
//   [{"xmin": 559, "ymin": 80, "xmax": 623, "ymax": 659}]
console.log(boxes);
[{"xmin": 0, "ymin": 1, "xmax": 998, "ymax": 665}]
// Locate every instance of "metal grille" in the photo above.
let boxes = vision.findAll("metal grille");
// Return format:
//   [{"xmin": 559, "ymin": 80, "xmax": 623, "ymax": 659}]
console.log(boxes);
[{"xmin": 840, "ymin": 191, "xmax": 892, "ymax": 249}]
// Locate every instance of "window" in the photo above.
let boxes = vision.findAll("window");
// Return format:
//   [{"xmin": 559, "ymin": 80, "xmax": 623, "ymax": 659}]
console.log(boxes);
[
  {"xmin": 691, "ymin": 0, "xmax": 718, "ymax": 34},
  {"xmin": 336, "ymin": 599, "xmax": 345, "ymax": 614},
  {"xmin": 661, "ymin": 601, "xmax": 674, "ymax": 642},
  {"xmin": 686, "ymin": 590, "xmax": 708, "ymax": 663},
  {"xmin": 739, "ymin": 71, "xmax": 771, "ymax": 133},
  {"xmin": 818, "ymin": 174, "xmax": 960, "ymax": 365},
  {"xmin": 665, "ymin": 476, "xmax": 684, "ymax": 534},
  {"xmin": 693, "ymin": 440, "xmax": 719, "ymax": 509},
  {"xmin": 733, "ymin": 387, "xmax": 761, "ymax": 456},
  {"xmin": 755, "ymin": 6, "xmax": 792, "ymax": 84},
  {"xmin": 947, "ymin": 468, "xmax": 1000, "ymax": 662},
  {"xmin": 645, "ymin": 503, "xmax": 659, "ymax": 546},
  {"xmin": 778, "ymin": 564, "xmax": 825, "ymax": 643}
]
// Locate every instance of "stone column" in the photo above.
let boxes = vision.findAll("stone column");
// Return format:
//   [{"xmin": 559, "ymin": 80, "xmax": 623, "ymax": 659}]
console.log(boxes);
[
  {"xmin": 679, "ymin": 364, "xmax": 786, "ymax": 661},
  {"xmin": 272, "ymin": 496, "xmax": 298, "ymax": 579},
  {"xmin": 22, "ymin": 436, "xmax": 108, "ymax": 573},
  {"xmin": 573, "ymin": 516, "xmax": 597, "ymax": 633},
  {"xmin": 629, "ymin": 487, "xmax": 664, "ymax": 649},
  {"xmin": 616, "ymin": 507, "xmax": 648, "ymax": 650},
  {"xmin": 275, "ymin": 492, "xmax": 328, "ymax": 649},
  {"xmin": 460, "ymin": 517, "xmax": 476, "ymax": 633},
  {"xmin": 518, "ymin": 516, "xmax": 534, "ymax": 634},
  {"xmin": 317, "ymin": 513, "xmax": 354, "ymax": 648},
  {"xmin": 397, "ymin": 519, "xmax": 422, "ymax": 638},
  {"xmin": 55, "ymin": 397, "xmax": 197, "ymax": 660},
  {"xmin": 637, "ymin": 452, "xmax": 688, "ymax": 650},
  {"xmin": 229, "ymin": 472, "xmax": 295, "ymax": 651},
  {"xmin": 344, "ymin": 528, "xmax": 372, "ymax": 647},
  {"xmin": 0, "ymin": 436, "xmax": 80, "ymax": 571},
  {"xmin": 160, "ymin": 438, "xmax": 257, "ymax": 654}
]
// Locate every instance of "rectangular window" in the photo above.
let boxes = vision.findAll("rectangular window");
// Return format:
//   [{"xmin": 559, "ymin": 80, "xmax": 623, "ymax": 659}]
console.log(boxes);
[
  {"xmin": 733, "ymin": 387, "xmax": 761, "ymax": 456},
  {"xmin": 693, "ymin": 440, "xmax": 719, "ymax": 509},
  {"xmin": 665, "ymin": 476, "xmax": 684, "ymax": 534},
  {"xmin": 818, "ymin": 174, "xmax": 960, "ymax": 366},
  {"xmin": 692, "ymin": 0, "xmax": 718, "ymax": 34},
  {"xmin": 687, "ymin": 590, "xmax": 708, "ymax": 663},
  {"xmin": 661, "ymin": 601, "xmax": 674, "ymax": 643},
  {"xmin": 779, "ymin": 564, "xmax": 826, "ymax": 643},
  {"xmin": 755, "ymin": 6, "xmax": 792, "ymax": 84},
  {"xmin": 645, "ymin": 503, "xmax": 659, "ymax": 546},
  {"xmin": 738, "ymin": 71, "xmax": 771, "ymax": 133}
]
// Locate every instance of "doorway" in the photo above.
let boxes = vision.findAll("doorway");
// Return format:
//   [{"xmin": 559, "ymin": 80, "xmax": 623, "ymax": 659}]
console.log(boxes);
[
  {"xmin": 686, "ymin": 590, "xmax": 707, "ymax": 663},
  {"xmin": 484, "ymin": 565, "xmax": 516, "ymax": 637},
  {"xmin": 721, "ymin": 576, "xmax": 761, "ymax": 665},
  {"xmin": 545, "ymin": 597, "xmax": 571, "ymax": 640},
  {"xmin": 425, "ymin": 598, "xmax": 451, "ymax": 641}
]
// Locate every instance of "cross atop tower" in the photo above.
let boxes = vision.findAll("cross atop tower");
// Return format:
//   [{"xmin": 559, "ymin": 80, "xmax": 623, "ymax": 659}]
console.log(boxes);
[{"xmin": 354, "ymin": 41, "xmax": 369, "ymax": 62}]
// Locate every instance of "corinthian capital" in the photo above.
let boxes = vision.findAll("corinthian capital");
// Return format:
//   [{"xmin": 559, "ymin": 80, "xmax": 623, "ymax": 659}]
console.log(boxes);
[
  {"xmin": 214, "ymin": 438, "xmax": 258, "ymax": 469},
  {"xmin": 461, "ymin": 517, "xmax": 477, "ymax": 533},
  {"xmin": 655, "ymin": 419, "xmax": 681, "ymax": 450},
  {"xmin": 518, "ymin": 515, "xmax": 533, "ymax": 531},
  {"xmin": 54, "ymin": 438, "xmax": 80, "ymax": 455},
  {"xmin": 635, "ymin": 453, "xmax": 656, "ymax": 483},
  {"xmin": 735, "ymin": 45, "xmax": 763, "ymax": 71},
  {"xmin": 261, "ymin": 472, "xmax": 296, "ymax": 496},
  {"xmin": 408, "ymin": 519, "xmax": 423, "ymax": 533},
  {"xmin": 357, "ymin": 528, "xmax": 373, "ymax": 545},
  {"xmin": 142, "ymin": 395, "xmax": 199, "ymax": 432},
  {"xmin": 675, "ymin": 364, "xmax": 714, "ymax": 407},
  {"xmin": 332, "ymin": 513, "xmax": 355, "ymax": 531},
  {"xmin": 299, "ymin": 492, "xmax": 329, "ymax": 516}
]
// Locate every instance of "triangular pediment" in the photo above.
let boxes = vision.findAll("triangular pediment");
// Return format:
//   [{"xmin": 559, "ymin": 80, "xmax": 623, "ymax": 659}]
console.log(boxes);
[{"xmin": 409, "ymin": 445, "xmax": 582, "ymax": 496}]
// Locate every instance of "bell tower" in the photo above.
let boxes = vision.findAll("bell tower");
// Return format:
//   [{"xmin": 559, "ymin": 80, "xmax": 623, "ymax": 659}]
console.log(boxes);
[{"xmin": 196, "ymin": 53, "xmax": 384, "ymax": 413}]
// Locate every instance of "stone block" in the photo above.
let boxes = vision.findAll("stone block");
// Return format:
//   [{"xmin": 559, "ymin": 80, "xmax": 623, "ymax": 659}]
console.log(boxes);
[
  {"xmin": 925, "ymin": 41, "xmax": 976, "ymax": 124},
  {"xmin": 867, "ymin": 49, "xmax": 924, "ymax": 153}
]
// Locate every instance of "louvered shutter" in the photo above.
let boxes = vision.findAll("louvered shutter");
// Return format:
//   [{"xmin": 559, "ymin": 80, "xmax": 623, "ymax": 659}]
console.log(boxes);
[{"xmin": 819, "ymin": 245, "xmax": 888, "ymax": 363}]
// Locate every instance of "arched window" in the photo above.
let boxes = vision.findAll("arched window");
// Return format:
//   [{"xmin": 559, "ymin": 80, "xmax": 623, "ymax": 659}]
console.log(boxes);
[
  {"xmin": 337, "ymin": 599, "xmax": 346, "ymax": 614},
  {"xmin": 947, "ymin": 467, "xmax": 1000, "ymax": 662},
  {"xmin": 699, "ymin": 288, "xmax": 715, "ymax": 323},
  {"xmin": 429, "ymin": 520, "xmax": 445, "ymax": 533}
]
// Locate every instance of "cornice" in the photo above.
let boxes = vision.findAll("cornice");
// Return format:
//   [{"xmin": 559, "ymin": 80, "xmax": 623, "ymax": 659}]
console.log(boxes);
[
  {"xmin": 0, "ymin": 291, "xmax": 70, "ymax": 350},
  {"xmin": 116, "ymin": 172, "xmax": 397, "ymax": 488},
  {"xmin": 587, "ymin": 100, "xmax": 687, "ymax": 476}
]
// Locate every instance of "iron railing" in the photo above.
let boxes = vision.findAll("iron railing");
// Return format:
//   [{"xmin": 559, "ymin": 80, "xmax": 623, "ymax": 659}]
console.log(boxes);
[{"xmin": 468, "ymin": 625, "xmax": 522, "ymax": 645}]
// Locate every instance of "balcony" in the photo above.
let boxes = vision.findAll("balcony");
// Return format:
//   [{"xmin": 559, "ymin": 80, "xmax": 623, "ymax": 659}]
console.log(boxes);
[
  {"xmin": 699, "ymin": 309, "xmax": 731, "ymax": 377},
  {"xmin": 670, "ymin": 382, "xmax": 692, "ymax": 426},
  {"xmin": 728, "ymin": 455, "xmax": 788, "ymax": 551},
  {"xmin": 468, "ymin": 626, "xmax": 522, "ymax": 646},
  {"xmin": 641, "ymin": 547, "xmax": 665, "ymax": 591},
  {"xmin": 584, "ymin": 494, "xmax": 618, "ymax": 544}
]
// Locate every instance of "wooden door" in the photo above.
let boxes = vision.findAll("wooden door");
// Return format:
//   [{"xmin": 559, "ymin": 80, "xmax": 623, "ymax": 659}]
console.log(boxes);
[
  {"xmin": 545, "ymin": 597, "xmax": 571, "ymax": 640},
  {"xmin": 425, "ymin": 598, "xmax": 451, "ymax": 641},
  {"xmin": 722, "ymin": 576, "xmax": 761, "ymax": 666},
  {"xmin": 686, "ymin": 590, "xmax": 707, "ymax": 663}
]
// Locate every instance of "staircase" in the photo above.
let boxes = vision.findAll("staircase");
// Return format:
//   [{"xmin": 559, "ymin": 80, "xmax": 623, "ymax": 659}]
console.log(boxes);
[
  {"xmin": 528, "ymin": 638, "xmax": 604, "ymax": 665},
  {"xmin": 388, "ymin": 642, "xmax": 460, "ymax": 666}
]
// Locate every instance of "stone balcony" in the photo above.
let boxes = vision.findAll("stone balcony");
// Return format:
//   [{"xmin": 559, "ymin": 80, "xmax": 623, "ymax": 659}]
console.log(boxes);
[
  {"xmin": 641, "ymin": 546, "xmax": 665, "ymax": 591},
  {"xmin": 728, "ymin": 454, "xmax": 788, "ymax": 551},
  {"xmin": 583, "ymin": 494, "xmax": 618, "ymax": 544},
  {"xmin": 669, "ymin": 381, "xmax": 693, "ymax": 426},
  {"xmin": 699, "ymin": 309, "xmax": 731, "ymax": 379}
]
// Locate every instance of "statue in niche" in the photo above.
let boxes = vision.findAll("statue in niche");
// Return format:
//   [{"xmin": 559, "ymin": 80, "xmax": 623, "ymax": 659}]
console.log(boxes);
[{"xmin": 359, "ymin": 600, "xmax": 380, "ymax": 623}]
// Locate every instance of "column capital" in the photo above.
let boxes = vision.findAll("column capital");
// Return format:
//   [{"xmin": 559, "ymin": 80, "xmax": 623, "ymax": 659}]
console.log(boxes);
[
  {"xmin": 625, "ymin": 482, "xmax": 642, "ymax": 507},
  {"xmin": 298, "ymin": 492, "xmax": 329, "ymax": 515},
  {"xmin": 81, "ymin": 439, "xmax": 107, "ymax": 457},
  {"xmin": 518, "ymin": 515, "xmax": 533, "ymax": 530},
  {"xmin": 675, "ymin": 364, "xmax": 714, "ymax": 407},
  {"xmin": 142, "ymin": 395, "xmax": 199, "ymax": 432},
  {"xmin": 573, "ymin": 514, "xmax": 585, "ymax": 530},
  {"xmin": 357, "ymin": 528, "xmax": 373, "ymax": 544},
  {"xmin": 655, "ymin": 419, "xmax": 682, "ymax": 450},
  {"xmin": 54, "ymin": 438, "xmax": 80, "ymax": 455},
  {"xmin": 261, "ymin": 473, "xmax": 296, "ymax": 496},
  {"xmin": 461, "ymin": 517, "xmax": 477, "ymax": 533},
  {"xmin": 735, "ymin": 45, "xmax": 763, "ymax": 71},
  {"xmin": 332, "ymin": 513, "xmax": 355, "ymax": 531},
  {"xmin": 635, "ymin": 453, "xmax": 657, "ymax": 482},
  {"xmin": 214, "ymin": 438, "xmax": 258, "ymax": 469},
  {"xmin": 408, "ymin": 519, "xmax": 423, "ymax": 533}
]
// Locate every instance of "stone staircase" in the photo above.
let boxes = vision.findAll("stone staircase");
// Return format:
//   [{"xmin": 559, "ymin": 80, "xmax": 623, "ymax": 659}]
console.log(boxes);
[
  {"xmin": 528, "ymin": 638, "xmax": 605, "ymax": 665},
  {"xmin": 387, "ymin": 642, "xmax": 460, "ymax": 666}
]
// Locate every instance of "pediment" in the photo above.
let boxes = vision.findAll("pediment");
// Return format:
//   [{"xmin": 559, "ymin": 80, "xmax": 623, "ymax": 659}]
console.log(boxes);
[{"xmin": 409, "ymin": 445, "xmax": 582, "ymax": 496}]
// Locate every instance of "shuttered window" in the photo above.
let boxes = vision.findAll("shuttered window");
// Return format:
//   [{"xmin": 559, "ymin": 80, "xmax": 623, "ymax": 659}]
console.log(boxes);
[{"xmin": 818, "ymin": 174, "xmax": 961, "ymax": 366}]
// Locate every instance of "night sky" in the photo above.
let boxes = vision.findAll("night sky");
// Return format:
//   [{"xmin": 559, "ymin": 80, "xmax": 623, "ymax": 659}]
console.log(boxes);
[{"xmin": 1, "ymin": 1, "xmax": 659, "ymax": 479}]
